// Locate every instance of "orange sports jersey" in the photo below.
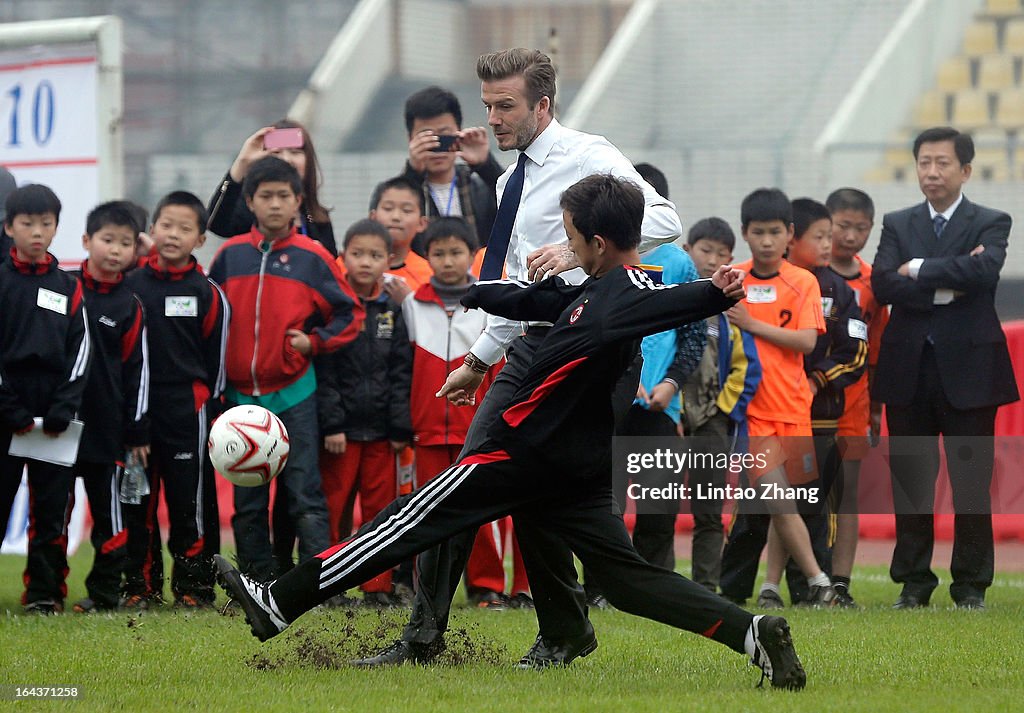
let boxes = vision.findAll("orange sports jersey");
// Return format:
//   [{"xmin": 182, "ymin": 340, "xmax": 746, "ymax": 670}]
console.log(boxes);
[
  {"xmin": 831, "ymin": 254, "xmax": 890, "ymax": 412},
  {"xmin": 735, "ymin": 259, "xmax": 825, "ymax": 424},
  {"xmin": 335, "ymin": 250, "xmax": 434, "ymax": 292}
]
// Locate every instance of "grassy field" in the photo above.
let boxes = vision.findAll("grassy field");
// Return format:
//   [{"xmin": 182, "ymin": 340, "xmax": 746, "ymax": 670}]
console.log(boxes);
[{"xmin": 1, "ymin": 548, "xmax": 1022, "ymax": 712}]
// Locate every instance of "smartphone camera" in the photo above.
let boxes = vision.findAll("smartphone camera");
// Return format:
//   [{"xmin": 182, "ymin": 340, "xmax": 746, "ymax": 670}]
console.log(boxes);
[
  {"xmin": 430, "ymin": 135, "xmax": 459, "ymax": 153},
  {"xmin": 264, "ymin": 127, "xmax": 305, "ymax": 151}
]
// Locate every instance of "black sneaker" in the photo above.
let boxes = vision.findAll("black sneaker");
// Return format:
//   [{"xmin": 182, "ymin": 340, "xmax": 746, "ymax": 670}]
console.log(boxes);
[
  {"xmin": 469, "ymin": 590, "xmax": 509, "ymax": 610},
  {"xmin": 756, "ymin": 589, "xmax": 785, "ymax": 609},
  {"xmin": 586, "ymin": 593, "xmax": 611, "ymax": 610},
  {"xmin": 24, "ymin": 599, "xmax": 63, "ymax": 615},
  {"xmin": 751, "ymin": 615, "xmax": 806, "ymax": 690},
  {"xmin": 213, "ymin": 554, "xmax": 288, "ymax": 642},
  {"xmin": 351, "ymin": 639, "xmax": 443, "ymax": 667},
  {"xmin": 833, "ymin": 584, "xmax": 858, "ymax": 609},
  {"xmin": 808, "ymin": 584, "xmax": 838, "ymax": 608},
  {"xmin": 508, "ymin": 592, "xmax": 535, "ymax": 609}
]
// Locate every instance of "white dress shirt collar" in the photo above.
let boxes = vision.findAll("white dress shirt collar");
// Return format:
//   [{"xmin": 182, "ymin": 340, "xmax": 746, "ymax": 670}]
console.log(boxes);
[
  {"xmin": 927, "ymin": 192, "xmax": 964, "ymax": 222},
  {"xmin": 522, "ymin": 118, "xmax": 564, "ymax": 168}
]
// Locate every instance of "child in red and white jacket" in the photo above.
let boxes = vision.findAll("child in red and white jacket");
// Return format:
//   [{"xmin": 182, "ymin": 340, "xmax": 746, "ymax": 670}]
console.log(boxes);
[{"xmin": 403, "ymin": 217, "xmax": 529, "ymax": 608}]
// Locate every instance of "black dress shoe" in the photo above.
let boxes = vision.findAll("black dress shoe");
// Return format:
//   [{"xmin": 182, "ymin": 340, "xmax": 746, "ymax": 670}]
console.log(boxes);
[
  {"xmin": 892, "ymin": 593, "xmax": 929, "ymax": 609},
  {"xmin": 350, "ymin": 639, "xmax": 442, "ymax": 667},
  {"xmin": 516, "ymin": 623, "xmax": 598, "ymax": 669},
  {"xmin": 955, "ymin": 596, "xmax": 986, "ymax": 610}
]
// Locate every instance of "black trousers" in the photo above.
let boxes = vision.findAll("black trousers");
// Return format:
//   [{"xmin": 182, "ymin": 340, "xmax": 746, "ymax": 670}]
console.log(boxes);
[
  {"xmin": 401, "ymin": 328, "xmax": 589, "ymax": 645},
  {"xmin": 271, "ymin": 452, "xmax": 753, "ymax": 655},
  {"xmin": 77, "ymin": 461, "xmax": 128, "ymax": 608},
  {"xmin": 0, "ymin": 439, "xmax": 75, "ymax": 605},
  {"xmin": 886, "ymin": 346, "xmax": 996, "ymax": 603}
]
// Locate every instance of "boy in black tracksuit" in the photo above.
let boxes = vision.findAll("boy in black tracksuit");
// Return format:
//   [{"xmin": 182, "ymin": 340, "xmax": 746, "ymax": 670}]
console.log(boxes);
[
  {"xmin": 316, "ymin": 219, "xmax": 413, "ymax": 604},
  {"xmin": 0, "ymin": 184, "xmax": 91, "ymax": 614},
  {"xmin": 123, "ymin": 191, "xmax": 228, "ymax": 607},
  {"xmin": 218, "ymin": 175, "xmax": 807, "ymax": 691},
  {"xmin": 70, "ymin": 202, "xmax": 151, "ymax": 613}
]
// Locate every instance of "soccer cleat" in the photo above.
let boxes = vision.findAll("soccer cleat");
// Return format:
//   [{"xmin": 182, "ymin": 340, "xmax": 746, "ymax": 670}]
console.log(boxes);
[
  {"xmin": 586, "ymin": 593, "xmax": 611, "ymax": 610},
  {"xmin": 470, "ymin": 590, "xmax": 509, "ymax": 610},
  {"xmin": 756, "ymin": 589, "xmax": 785, "ymax": 609},
  {"xmin": 72, "ymin": 597, "xmax": 99, "ymax": 614},
  {"xmin": 24, "ymin": 599, "xmax": 63, "ymax": 615},
  {"xmin": 516, "ymin": 622, "xmax": 598, "ymax": 669},
  {"xmin": 350, "ymin": 639, "xmax": 444, "ymax": 667},
  {"xmin": 833, "ymin": 584, "xmax": 858, "ymax": 609},
  {"xmin": 751, "ymin": 615, "xmax": 806, "ymax": 690},
  {"xmin": 508, "ymin": 592, "xmax": 535, "ymax": 610},
  {"xmin": 213, "ymin": 554, "xmax": 288, "ymax": 642},
  {"xmin": 175, "ymin": 593, "xmax": 214, "ymax": 609},
  {"xmin": 808, "ymin": 584, "xmax": 838, "ymax": 608}
]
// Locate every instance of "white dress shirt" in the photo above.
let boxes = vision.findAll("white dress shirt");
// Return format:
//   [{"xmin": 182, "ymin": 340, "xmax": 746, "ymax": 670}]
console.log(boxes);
[
  {"xmin": 907, "ymin": 192, "xmax": 964, "ymax": 305},
  {"xmin": 470, "ymin": 119, "xmax": 682, "ymax": 364}
]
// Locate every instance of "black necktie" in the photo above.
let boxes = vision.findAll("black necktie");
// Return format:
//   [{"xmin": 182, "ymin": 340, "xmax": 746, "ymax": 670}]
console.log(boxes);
[
  {"xmin": 480, "ymin": 152, "xmax": 528, "ymax": 280},
  {"xmin": 933, "ymin": 214, "xmax": 947, "ymax": 238}
]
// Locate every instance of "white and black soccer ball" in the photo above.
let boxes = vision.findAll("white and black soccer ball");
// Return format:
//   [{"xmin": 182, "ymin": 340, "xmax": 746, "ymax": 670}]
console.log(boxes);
[{"xmin": 208, "ymin": 405, "xmax": 290, "ymax": 487}]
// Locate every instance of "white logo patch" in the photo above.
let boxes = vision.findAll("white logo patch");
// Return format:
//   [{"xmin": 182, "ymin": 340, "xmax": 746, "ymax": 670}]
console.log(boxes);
[
  {"xmin": 99, "ymin": 316, "xmax": 117, "ymax": 328},
  {"xmin": 746, "ymin": 285, "xmax": 777, "ymax": 304},
  {"xmin": 165, "ymin": 296, "xmax": 198, "ymax": 317},
  {"xmin": 37, "ymin": 288, "xmax": 68, "ymax": 315},
  {"xmin": 821, "ymin": 297, "xmax": 834, "ymax": 317},
  {"xmin": 847, "ymin": 318, "xmax": 868, "ymax": 341}
]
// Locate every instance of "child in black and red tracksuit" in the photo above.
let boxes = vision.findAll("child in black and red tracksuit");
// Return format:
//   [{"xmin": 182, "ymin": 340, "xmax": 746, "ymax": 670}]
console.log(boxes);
[
  {"xmin": 0, "ymin": 184, "xmax": 91, "ymax": 614},
  {"xmin": 69, "ymin": 201, "xmax": 150, "ymax": 613},
  {"xmin": 124, "ymin": 191, "xmax": 228, "ymax": 608},
  {"xmin": 316, "ymin": 219, "xmax": 413, "ymax": 606}
]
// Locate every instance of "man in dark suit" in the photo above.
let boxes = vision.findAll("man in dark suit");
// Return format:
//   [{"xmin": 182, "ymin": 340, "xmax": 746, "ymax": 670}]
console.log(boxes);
[{"xmin": 872, "ymin": 126, "xmax": 1018, "ymax": 610}]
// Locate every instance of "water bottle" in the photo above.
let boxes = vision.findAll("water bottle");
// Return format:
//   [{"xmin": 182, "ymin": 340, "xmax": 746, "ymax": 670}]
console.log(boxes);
[{"xmin": 119, "ymin": 452, "xmax": 150, "ymax": 505}]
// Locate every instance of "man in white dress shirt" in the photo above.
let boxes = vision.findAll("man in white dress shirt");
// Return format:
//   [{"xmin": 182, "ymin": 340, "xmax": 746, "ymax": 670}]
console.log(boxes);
[{"xmin": 354, "ymin": 48, "xmax": 682, "ymax": 669}]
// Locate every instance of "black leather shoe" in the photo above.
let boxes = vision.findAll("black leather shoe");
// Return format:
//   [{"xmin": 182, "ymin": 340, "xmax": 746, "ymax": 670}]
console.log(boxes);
[
  {"xmin": 955, "ymin": 596, "xmax": 986, "ymax": 610},
  {"xmin": 350, "ymin": 639, "xmax": 442, "ymax": 667},
  {"xmin": 516, "ymin": 624, "xmax": 598, "ymax": 669},
  {"xmin": 892, "ymin": 593, "xmax": 929, "ymax": 609}
]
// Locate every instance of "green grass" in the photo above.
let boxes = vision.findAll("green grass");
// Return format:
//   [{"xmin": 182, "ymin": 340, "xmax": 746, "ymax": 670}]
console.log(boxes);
[{"xmin": 1, "ymin": 548, "xmax": 1022, "ymax": 712}]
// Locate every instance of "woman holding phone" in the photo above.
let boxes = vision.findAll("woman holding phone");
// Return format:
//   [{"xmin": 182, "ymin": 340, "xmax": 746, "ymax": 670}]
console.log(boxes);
[{"xmin": 207, "ymin": 119, "xmax": 337, "ymax": 256}]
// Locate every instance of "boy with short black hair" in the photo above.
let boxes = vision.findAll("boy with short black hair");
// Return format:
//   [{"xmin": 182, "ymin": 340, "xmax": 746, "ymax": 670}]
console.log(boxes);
[
  {"xmin": 826, "ymin": 187, "xmax": 887, "ymax": 606},
  {"xmin": 71, "ymin": 201, "xmax": 150, "ymax": 613},
  {"xmin": 719, "ymin": 188, "xmax": 836, "ymax": 608},
  {"xmin": 316, "ymin": 218, "xmax": 413, "ymax": 606},
  {"xmin": 210, "ymin": 156, "xmax": 363, "ymax": 584},
  {"xmin": 362, "ymin": 177, "xmax": 433, "ymax": 297},
  {"xmin": 124, "ymin": 190, "xmax": 227, "ymax": 608},
  {"xmin": 681, "ymin": 217, "xmax": 761, "ymax": 592},
  {"xmin": 0, "ymin": 184, "xmax": 91, "ymax": 614}
]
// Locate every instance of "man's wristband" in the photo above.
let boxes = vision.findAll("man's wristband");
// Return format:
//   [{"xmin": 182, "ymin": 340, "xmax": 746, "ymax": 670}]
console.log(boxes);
[
  {"xmin": 464, "ymin": 353, "xmax": 490, "ymax": 374},
  {"xmin": 660, "ymin": 378, "xmax": 680, "ymax": 393}
]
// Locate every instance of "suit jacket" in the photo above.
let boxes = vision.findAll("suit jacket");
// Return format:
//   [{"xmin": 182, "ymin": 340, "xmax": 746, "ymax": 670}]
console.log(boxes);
[{"xmin": 871, "ymin": 196, "xmax": 1019, "ymax": 410}]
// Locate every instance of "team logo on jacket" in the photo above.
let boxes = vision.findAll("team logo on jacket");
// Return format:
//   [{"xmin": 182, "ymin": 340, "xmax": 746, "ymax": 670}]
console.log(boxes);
[
  {"xmin": 569, "ymin": 301, "xmax": 586, "ymax": 324},
  {"xmin": 376, "ymin": 311, "xmax": 394, "ymax": 339},
  {"xmin": 99, "ymin": 315, "xmax": 117, "ymax": 328}
]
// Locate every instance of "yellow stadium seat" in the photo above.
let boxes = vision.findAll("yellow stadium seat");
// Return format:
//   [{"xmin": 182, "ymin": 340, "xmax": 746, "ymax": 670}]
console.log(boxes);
[
  {"xmin": 1013, "ymin": 146, "xmax": 1024, "ymax": 178},
  {"xmin": 974, "ymin": 147, "xmax": 1009, "ymax": 181},
  {"xmin": 914, "ymin": 90, "xmax": 948, "ymax": 126},
  {"xmin": 964, "ymin": 21, "xmax": 999, "ymax": 56},
  {"xmin": 952, "ymin": 89, "xmax": 990, "ymax": 128},
  {"xmin": 986, "ymin": 0, "xmax": 1022, "ymax": 17},
  {"xmin": 937, "ymin": 57, "xmax": 972, "ymax": 91},
  {"xmin": 978, "ymin": 54, "xmax": 1015, "ymax": 90},
  {"xmin": 1006, "ymin": 18, "xmax": 1024, "ymax": 53},
  {"xmin": 996, "ymin": 87, "xmax": 1024, "ymax": 126}
]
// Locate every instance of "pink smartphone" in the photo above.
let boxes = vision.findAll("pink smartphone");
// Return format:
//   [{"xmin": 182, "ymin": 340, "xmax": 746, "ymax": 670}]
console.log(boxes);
[{"xmin": 263, "ymin": 127, "xmax": 304, "ymax": 150}]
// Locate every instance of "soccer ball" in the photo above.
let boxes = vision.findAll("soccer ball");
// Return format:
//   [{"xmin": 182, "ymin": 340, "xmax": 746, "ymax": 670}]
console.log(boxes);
[{"xmin": 208, "ymin": 405, "xmax": 289, "ymax": 487}]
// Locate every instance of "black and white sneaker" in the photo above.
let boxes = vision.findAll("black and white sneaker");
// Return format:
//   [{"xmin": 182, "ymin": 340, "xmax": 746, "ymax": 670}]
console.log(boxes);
[
  {"xmin": 808, "ymin": 584, "xmax": 838, "ymax": 608},
  {"xmin": 214, "ymin": 555, "xmax": 288, "ymax": 642},
  {"xmin": 833, "ymin": 584, "xmax": 858, "ymax": 609},
  {"xmin": 756, "ymin": 589, "xmax": 785, "ymax": 609},
  {"xmin": 751, "ymin": 615, "xmax": 806, "ymax": 690}
]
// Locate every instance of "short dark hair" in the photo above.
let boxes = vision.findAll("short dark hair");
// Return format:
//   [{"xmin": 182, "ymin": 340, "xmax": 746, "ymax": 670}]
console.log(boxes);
[
  {"xmin": 825, "ymin": 187, "xmax": 875, "ymax": 221},
  {"xmin": 634, "ymin": 162, "xmax": 669, "ymax": 199},
  {"xmin": 242, "ymin": 155, "xmax": 302, "ymax": 200},
  {"xmin": 343, "ymin": 218, "xmax": 392, "ymax": 253},
  {"xmin": 559, "ymin": 174, "xmax": 643, "ymax": 251},
  {"xmin": 86, "ymin": 201, "xmax": 141, "ymax": 238},
  {"xmin": 477, "ymin": 48, "xmax": 556, "ymax": 110},
  {"xmin": 687, "ymin": 217, "xmax": 736, "ymax": 251},
  {"xmin": 422, "ymin": 216, "xmax": 478, "ymax": 254},
  {"xmin": 791, "ymin": 198, "xmax": 832, "ymax": 240},
  {"xmin": 153, "ymin": 191, "xmax": 208, "ymax": 233},
  {"xmin": 913, "ymin": 126, "xmax": 974, "ymax": 165},
  {"xmin": 4, "ymin": 184, "xmax": 61, "ymax": 226},
  {"xmin": 369, "ymin": 176, "xmax": 425, "ymax": 214},
  {"xmin": 404, "ymin": 86, "xmax": 462, "ymax": 134},
  {"xmin": 741, "ymin": 188, "xmax": 792, "ymax": 229}
]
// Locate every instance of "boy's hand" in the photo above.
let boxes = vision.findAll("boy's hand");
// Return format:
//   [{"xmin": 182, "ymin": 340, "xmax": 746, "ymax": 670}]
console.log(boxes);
[
  {"xmin": 286, "ymin": 329, "xmax": 313, "ymax": 356},
  {"xmin": 383, "ymin": 274, "xmax": 412, "ymax": 303},
  {"xmin": 229, "ymin": 126, "xmax": 273, "ymax": 181},
  {"xmin": 437, "ymin": 363, "xmax": 485, "ymax": 406},
  {"xmin": 528, "ymin": 244, "xmax": 578, "ymax": 281},
  {"xmin": 324, "ymin": 433, "xmax": 347, "ymax": 454},
  {"xmin": 807, "ymin": 377, "xmax": 819, "ymax": 396},
  {"xmin": 648, "ymin": 381, "xmax": 677, "ymax": 412},
  {"xmin": 389, "ymin": 440, "xmax": 409, "ymax": 453},
  {"xmin": 711, "ymin": 265, "xmax": 745, "ymax": 299},
  {"xmin": 130, "ymin": 444, "xmax": 151, "ymax": 469},
  {"xmin": 456, "ymin": 127, "xmax": 490, "ymax": 166},
  {"xmin": 726, "ymin": 302, "xmax": 754, "ymax": 331}
]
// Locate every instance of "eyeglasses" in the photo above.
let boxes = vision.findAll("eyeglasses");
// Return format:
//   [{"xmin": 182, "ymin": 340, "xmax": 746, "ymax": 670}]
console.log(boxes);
[{"xmin": 834, "ymin": 222, "xmax": 872, "ymax": 235}]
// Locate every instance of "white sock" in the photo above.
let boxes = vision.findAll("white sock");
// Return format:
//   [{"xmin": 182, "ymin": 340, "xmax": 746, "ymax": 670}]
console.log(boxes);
[
  {"xmin": 807, "ymin": 572, "xmax": 831, "ymax": 588},
  {"xmin": 759, "ymin": 582, "xmax": 780, "ymax": 595},
  {"xmin": 744, "ymin": 615, "xmax": 763, "ymax": 659}
]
